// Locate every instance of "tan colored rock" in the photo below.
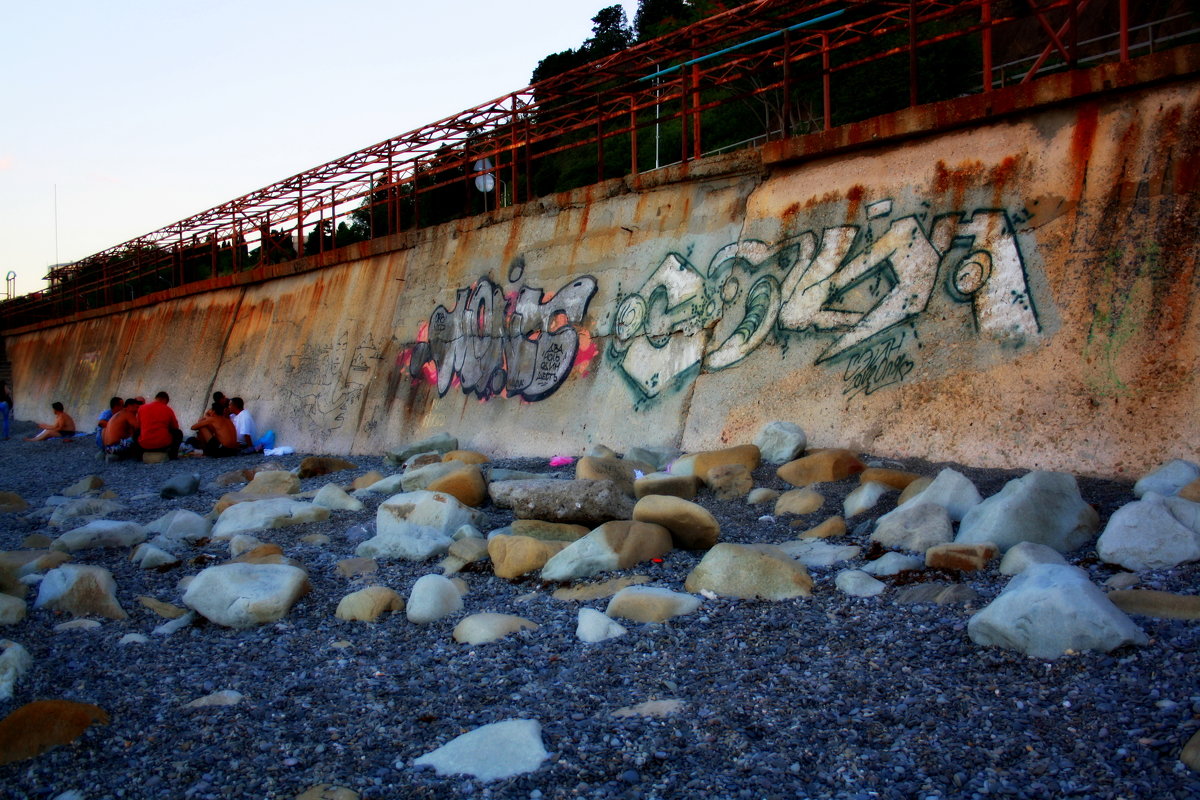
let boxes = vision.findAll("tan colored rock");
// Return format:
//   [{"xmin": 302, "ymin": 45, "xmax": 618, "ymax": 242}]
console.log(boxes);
[
  {"xmin": 0, "ymin": 492, "xmax": 29, "ymax": 513},
  {"xmin": 1183, "ymin": 729, "xmax": 1200, "ymax": 772},
  {"xmin": 1108, "ymin": 589, "xmax": 1200, "ymax": 620},
  {"xmin": 925, "ymin": 542, "xmax": 999, "ymax": 572},
  {"xmin": 213, "ymin": 490, "xmax": 288, "ymax": 515},
  {"xmin": 0, "ymin": 550, "xmax": 70, "ymax": 578},
  {"xmin": 685, "ymin": 543, "xmax": 813, "ymax": 599},
  {"xmin": 62, "ymin": 476, "xmax": 103, "ymax": 497},
  {"xmin": 488, "ymin": 535, "xmax": 569, "ymax": 580},
  {"xmin": 632, "ymin": 495, "xmax": 720, "ymax": 550},
  {"xmin": 297, "ymin": 456, "xmax": 357, "ymax": 479},
  {"xmin": 860, "ymin": 468, "xmax": 923, "ymax": 490},
  {"xmin": 214, "ymin": 469, "xmax": 255, "ymax": 487},
  {"xmin": 551, "ymin": 575, "xmax": 651, "ymax": 601},
  {"xmin": 576, "ymin": 456, "xmax": 643, "ymax": 496},
  {"xmin": 0, "ymin": 594, "xmax": 26, "ymax": 625},
  {"xmin": 142, "ymin": 452, "xmax": 169, "ymax": 464},
  {"xmin": 606, "ymin": 586, "xmax": 701, "ymax": 622},
  {"xmin": 34, "ymin": 565, "xmax": 127, "ymax": 619},
  {"xmin": 138, "ymin": 596, "xmax": 187, "ymax": 619},
  {"xmin": 775, "ymin": 488, "xmax": 824, "ymax": 516},
  {"xmin": 452, "ymin": 612, "xmax": 539, "ymax": 645},
  {"xmin": 230, "ymin": 544, "xmax": 304, "ymax": 569},
  {"xmin": 777, "ymin": 449, "xmax": 865, "ymax": 487},
  {"xmin": 898, "ymin": 476, "xmax": 935, "ymax": 505},
  {"xmin": 1179, "ymin": 478, "xmax": 1200, "ymax": 503},
  {"xmin": 426, "ymin": 464, "xmax": 488, "ymax": 508},
  {"xmin": 797, "ymin": 516, "xmax": 847, "ymax": 539},
  {"xmin": 21, "ymin": 534, "xmax": 52, "ymax": 548},
  {"xmin": 442, "ymin": 449, "xmax": 489, "ymax": 465},
  {"xmin": 747, "ymin": 488, "xmax": 780, "ymax": 505},
  {"xmin": 245, "ymin": 470, "xmax": 300, "ymax": 496},
  {"xmin": 634, "ymin": 473, "xmax": 700, "ymax": 500},
  {"xmin": 706, "ymin": 464, "xmax": 753, "ymax": 501},
  {"xmin": 336, "ymin": 557, "xmax": 378, "ymax": 578},
  {"xmin": 689, "ymin": 445, "xmax": 761, "ymax": 485},
  {"xmin": 335, "ymin": 586, "xmax": 405, "ymax": 622},
  {"xmin": 510, "ymin": 520, "xmax": 590, "ymax": 542},
  {"xmin": 440, "ymin": 537, "xmax": 491, "ymax": 574},
  {"xmin": 0, "ymin": 699, "xmax": 109, "ymax": 766},
  {"xmin": 229, "ymin": 543, "xmax": 284, "ymax": 561},
  {"xmin": 350, "ymin": 471, "xmax": 385, "ymax": 490},
  {"xmin": 295, "ymin": 784, "xmax": 360, "ymax": 800}
]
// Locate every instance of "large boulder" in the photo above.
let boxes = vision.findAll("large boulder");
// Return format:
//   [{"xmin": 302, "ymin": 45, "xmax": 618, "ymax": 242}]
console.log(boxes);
[
  {"xmin": 407, "ymin": 574, "xmax": 464, "ymax": 623},
  {"xmin": 182, "ymin": 563, "xmax": 310, "ymax": 628},
  {"xmin": 212, "ymin": 498, "xmax": 330, "ymax": 540},
  {"xmin": 51, "ymin": 520, "xmax": 147, "ymax": 553},
  {"xmin": 147, "ymin": 509, "xmax": 211, "ymax": 544},
  {"xmin": 488, "ymin": 535, "xmax": 568, "ymax": 580},
  {"xmin": 871, "ymin": 502, "xmax": 954, "ymax": 553},
  {"xmin": 1096, "ymin": 493, "xmax": 1200, "ymax": 571},
  {"xmin": 244, "ymin": 470, "xmax": 301, "ymax": 496},
  {"xmin": 489, "ymin": 479, "xmax": 633, "ymax": 526},
  {"xmin": 777, "ymin": 449, "xmax": 865, "ymax": 487},
  {"xmin": 900, "ymin": 468, "xmax": 981, "ymax": 521},
  {"xmin": 1134, "ymin": 459, "xmax": 1200, "ymax": 498},
  {"xmin": 34, "ymin": 565, "xmax": 126, "ymax": 619},
  {"xmin": 356, "ymin": 491, "xmax": 484, "ymax": 561},
  {"xmin": 956, "ymin": 471, "xmax": 1099, "ymax": 553},
  {"xmin": 541, "ymin": 521, "xmax": 673, "ymax": 582},
  {"xmin": 684, "ymin": 543, "xmax": 812, "ymax": 600},
  {"xmin": 967, "ymin": 564, "xmax": 1147, "ymax": 658},
  {"xmin": 754, "ymin": 421, "xmax": 807, "ymax": 464},
  {"xmin": 632, "ymin": 495, "xmax": 719, "ymax": 550}
]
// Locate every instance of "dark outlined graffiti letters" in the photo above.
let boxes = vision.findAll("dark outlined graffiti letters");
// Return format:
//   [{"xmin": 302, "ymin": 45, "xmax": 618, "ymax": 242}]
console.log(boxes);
[
  {"xmin": 410, "ymin": 276, "xmax": 598, "ymax": 401},
  {"xmin": 612, "ymin": 200, "xmax": 1041, "ymax": 399}
]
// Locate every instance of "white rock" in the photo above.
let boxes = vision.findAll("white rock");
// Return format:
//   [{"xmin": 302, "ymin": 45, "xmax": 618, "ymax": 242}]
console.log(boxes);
[
  {"xmin": 148, "ymin": 509, "xmax": 212, "ymax": 544},
  {"xmin": 357, "ymin": 491, "xmax": 483, "ymax": 561},
  {"xmin": 52, "ymin": 519, "xmax": 147, "ymax": 552},
  {"xmin": 362, "ymin": 474, "xmax": 406, "ymax": 494},
  {"xmin": 903, "ymin": 468, "xmax": 982, "ymax": 521},
  {"xmin": 228, "ymin": 534, "xmax": 266, "ymax": 557},
  {"xmin": 1134, "ymin": 459, "xmax": 1200, "ymax": 498},
  {"xmin": 400, "ymin": 462, "xmax": 462, "ymax": 492},
  {"xmin": 49, "ymin": 498, "xmax": 123, "ymax": 528},
  {"xmin": 413, "ymin": 718, "xmax": 549, "ymax": 781},
  {"xmin": 774, "ymin": 539, "xmax": 861, "ymax": 567},
  {"xmin": 313, "ymin": 483, "xmax": 365, "ymax": 511},
  {"xmin": 211, "ymin": 498, "xmax": 330, "ymax": 540},
  {"xmin": 406, "ymin": 574, "xmax": 464, "ymax": 624},
  {"xmin": 119, "ymin": 633, "xmax": 149, "ymax": 645},
  {"xmin": 576, "ymin": 608, "xmax": 627, "ymax": 643},
  {"xmin": 55, "ymin": 619, "xmax": 101, "ymax": 631},
  {"xmin": 153, "ymin": 610, "xmax": 196, "ymax": 636},
  {"xmin": 185, "ymin": 689, "xmax": 244, "ymax": 708},
  {"xmin": 1096, "ymin": 493, "xmax": 1200, "ymax": 571},
  {"xmin": 182, "ymin": 563, "xmax": 310, "ymax": 627},
  {"xmin": 452, "ymin": 613, "xmax": 539, "ymax": 644},
  {"xmin": 872, "ymin": 502, "xmax": 954, "ymax": 553},
  {"xmin": 0, "ymin": 593, "xmax": 26, "ymax": 625},
  {"xmin": 861, "ymin": 552, "xmax": 924, "ymax": 576},
  {"xmin": 834, "ymin": 569, "xmax": 886, "ymax": 597},
  {"xmin": 844, "ymin": 482, "xmax": 891, "ymax": 518},
  {"xmin": 956, "ymin": 471, "xmax": 1098, "ymax": 553},
  {"xmin": 0, "ymin": 640, "xmax": 32, "ymax": 700},
  {"xmin": 130, "ymin": 543, "xmax": 180, "ymax": 570},
  {"xmin": 999, "ymin": 542, "xmax": 1068, "ymax": 576},
  {"xmin": 35, "ymin": 564, "xmax": 127, "ymax": 619},
  {"xmin": 754, "ymin": 421, "xmax": 807, "ymax": 464},
  {"xmin": 967, "ymin": 564, "xmax": 1148, "ymax": 658}
]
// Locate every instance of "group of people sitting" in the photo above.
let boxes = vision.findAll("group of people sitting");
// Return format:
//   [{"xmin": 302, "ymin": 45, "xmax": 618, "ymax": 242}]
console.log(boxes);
[{"xmin": 88, "ymin": 391, "xmax": 262, "ymax": 461}]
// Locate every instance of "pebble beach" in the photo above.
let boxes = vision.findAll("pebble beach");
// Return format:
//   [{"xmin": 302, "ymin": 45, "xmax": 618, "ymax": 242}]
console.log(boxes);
[{"xmin": 1, "ymin": 419, "xmax": 1198, "ymax": 800}]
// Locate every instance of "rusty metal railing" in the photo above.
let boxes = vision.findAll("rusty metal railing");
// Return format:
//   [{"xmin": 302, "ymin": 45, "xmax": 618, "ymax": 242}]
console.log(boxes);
[{"xmin": 3, "ymin": 0, "xmax": 1195, "ymax": 332}]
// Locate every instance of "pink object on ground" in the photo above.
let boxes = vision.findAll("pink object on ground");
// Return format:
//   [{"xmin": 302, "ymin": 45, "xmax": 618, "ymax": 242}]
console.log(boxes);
[{"xmin": 549, "ymin": 456, "xmax": 575, "ymax": 467}]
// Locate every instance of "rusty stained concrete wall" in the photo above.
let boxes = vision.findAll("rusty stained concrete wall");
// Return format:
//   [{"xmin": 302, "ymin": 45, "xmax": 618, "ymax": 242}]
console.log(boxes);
[{"xmin": 6, "ymin": 74, "xmax": 1198, "ymax": 479}]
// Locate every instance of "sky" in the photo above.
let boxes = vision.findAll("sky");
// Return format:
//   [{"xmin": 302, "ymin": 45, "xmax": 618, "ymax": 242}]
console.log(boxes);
[{"xmin": 0, "ymin": 0, "xmax": 639, "ymax": 298}]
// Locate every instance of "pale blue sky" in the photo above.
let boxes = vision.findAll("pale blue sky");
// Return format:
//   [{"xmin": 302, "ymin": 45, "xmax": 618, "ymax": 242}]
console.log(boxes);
[{"xmin": 0, "ymin": 0, "xmax": 638, "ymax": 297}]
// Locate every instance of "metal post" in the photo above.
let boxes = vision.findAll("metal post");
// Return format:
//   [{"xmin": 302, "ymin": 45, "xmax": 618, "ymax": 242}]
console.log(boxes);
[
  {"xmin": 691, "ymin": 35, "xmax": 701, "ymax": 160},
  {"xmin": 982, "ymin": 0, "xmax": 993, "ymax": 92},
  {"xmin": 680, "ymin": 66, "xmax": 690, "ymax": 163},
  {"xmin": 630, "ymin": 97, "xmax": 639, "ymax": 174},
  {"xmin": 822, "ymin": 33, "xmax": 832, "ymax": 130},
  {"xmin": 909, "ymin": 0, "xmax": 918, "ymax": 107}
]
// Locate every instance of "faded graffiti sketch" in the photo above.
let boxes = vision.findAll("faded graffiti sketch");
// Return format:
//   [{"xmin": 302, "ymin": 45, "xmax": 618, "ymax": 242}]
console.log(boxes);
[
  {"xmin": 610, "ymin": 199, "xmax": 1041, "ymax": 400},
  {"xmin": 408, "ymin": 276, "xmax": 599, "ymax": 401},
  {"xmin": 281, "ymin": 331, "xmax": 384, "ymax": 437}
]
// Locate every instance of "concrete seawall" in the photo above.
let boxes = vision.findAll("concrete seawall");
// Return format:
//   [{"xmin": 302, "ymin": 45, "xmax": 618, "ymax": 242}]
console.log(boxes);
[{"xmin": 8, "ymin": 51, "xmax": 1199, "ymax": 479}]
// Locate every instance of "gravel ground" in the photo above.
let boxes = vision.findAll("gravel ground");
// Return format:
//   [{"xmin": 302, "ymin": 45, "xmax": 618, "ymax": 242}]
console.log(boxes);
[{"xmin": 0, "ymin": 419, "xmax": 1198, "ymax": 800}]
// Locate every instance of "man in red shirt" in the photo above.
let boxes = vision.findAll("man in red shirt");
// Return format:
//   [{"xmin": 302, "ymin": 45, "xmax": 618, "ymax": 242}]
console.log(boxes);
[{"xmin": 136, "ymin": 391, "xmax": 182, "ymax": 460}]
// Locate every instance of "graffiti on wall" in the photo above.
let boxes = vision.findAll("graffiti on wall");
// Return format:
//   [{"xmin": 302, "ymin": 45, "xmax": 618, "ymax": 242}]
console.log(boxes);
[
  {"xmin": 407, "ymin": 275, "xmax": 599, "ymax": 401},
  {"xmin": 609, "ymin": 198, "xmax": 1041, "ymax": 400},
  {"xmin": 280, "ymin": 331, "xmax": 384, "ymax": 437}
]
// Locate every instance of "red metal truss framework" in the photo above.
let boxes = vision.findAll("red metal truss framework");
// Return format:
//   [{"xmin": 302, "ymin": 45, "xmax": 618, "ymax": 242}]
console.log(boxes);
[{"xmin": 3, "ymin": 0, "xmax": 1192, "ymax": 329}]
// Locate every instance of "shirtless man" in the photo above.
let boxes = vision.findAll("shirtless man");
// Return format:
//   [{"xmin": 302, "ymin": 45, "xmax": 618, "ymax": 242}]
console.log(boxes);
[
  {"xmin": 190, "ymin": 403, "xmax": 241, "ymax": 457},
  {"xmin": 27, "ymin": 402, "xmax": 76, "ymax": 442},
  {"xmin": 103, "ymin": 399, "xmax": 139, "ymax": 460}
]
